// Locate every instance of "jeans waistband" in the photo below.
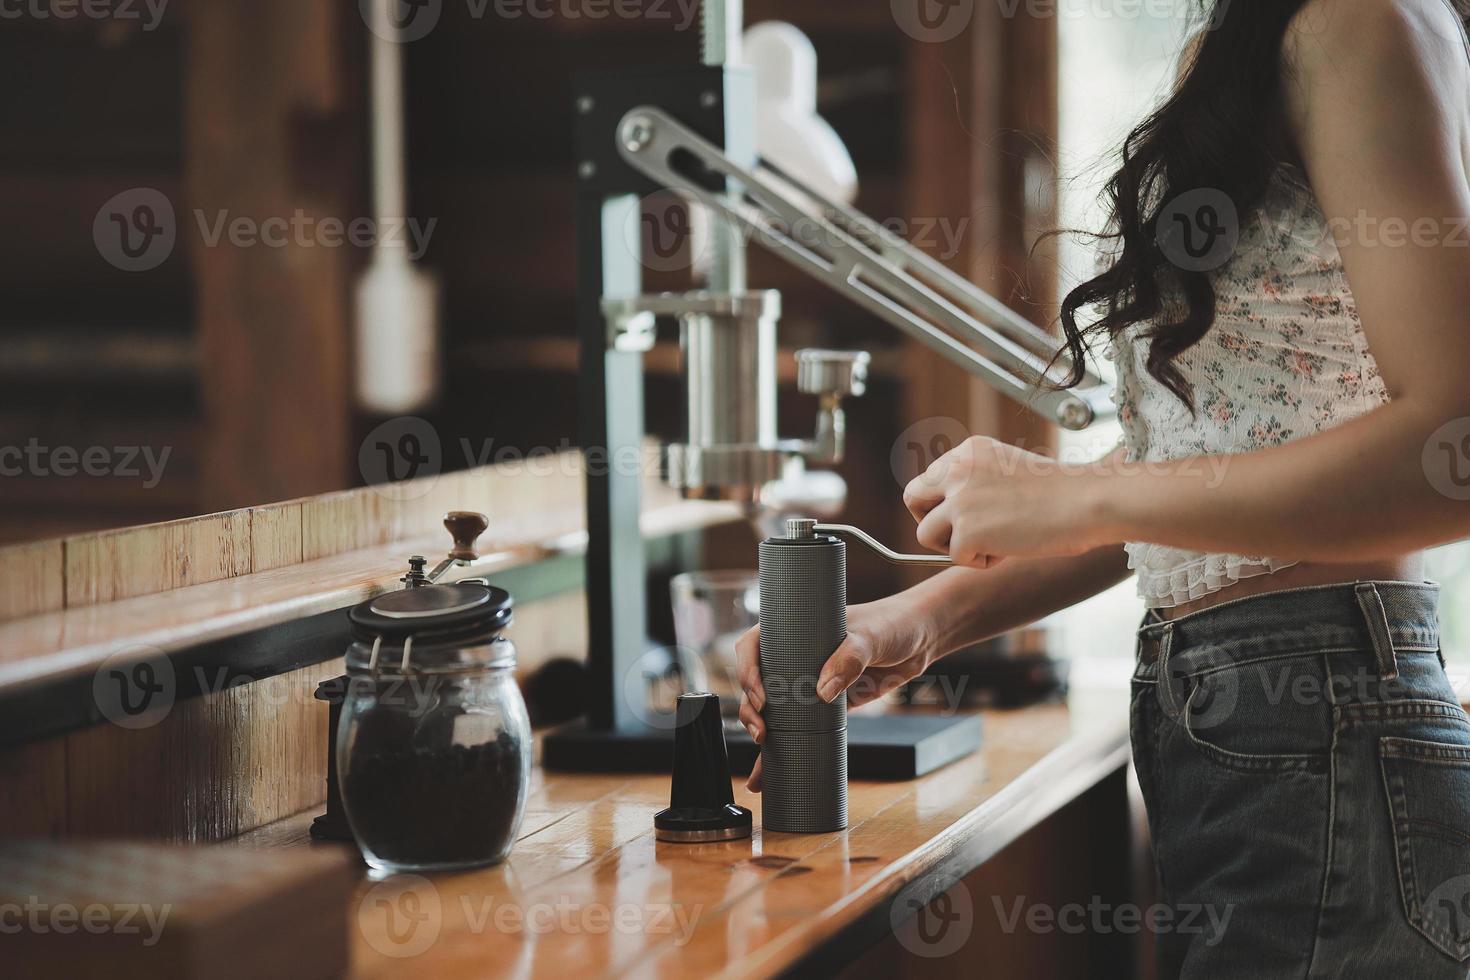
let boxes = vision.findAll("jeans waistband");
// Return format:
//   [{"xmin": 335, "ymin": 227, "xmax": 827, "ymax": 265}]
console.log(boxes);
[{"xmin": 1135, "ymin": 580, "xmax": 1440, "ymax": 680}]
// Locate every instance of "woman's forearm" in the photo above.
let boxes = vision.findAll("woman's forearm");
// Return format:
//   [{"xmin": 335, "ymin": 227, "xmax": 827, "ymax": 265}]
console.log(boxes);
[
  {"xmin": 1089, "ymin": 399, "xmax": 1470, "ymax": 561},
  {"xmin": 905, "ymin": 543, "xmax": 1131, "ymax": 658}
]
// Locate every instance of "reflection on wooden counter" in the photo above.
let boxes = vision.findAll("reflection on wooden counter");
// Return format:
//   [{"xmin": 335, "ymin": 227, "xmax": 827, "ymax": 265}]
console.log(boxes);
[{"xmin": 231, "ymin": 693, "xmax": 1133, "ymax": 979}]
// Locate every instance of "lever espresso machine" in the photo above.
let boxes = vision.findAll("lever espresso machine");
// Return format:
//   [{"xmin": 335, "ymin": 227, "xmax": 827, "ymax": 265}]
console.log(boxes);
[{"xmin": 544, "ymin": 0, "xmax": 1111, "ymax": 775}]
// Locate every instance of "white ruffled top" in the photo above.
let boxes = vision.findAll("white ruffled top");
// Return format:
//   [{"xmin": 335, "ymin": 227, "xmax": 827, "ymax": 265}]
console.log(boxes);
[{"xmin": 1109, "ymin": 167, "xmax": 1390, "ymax": 608}]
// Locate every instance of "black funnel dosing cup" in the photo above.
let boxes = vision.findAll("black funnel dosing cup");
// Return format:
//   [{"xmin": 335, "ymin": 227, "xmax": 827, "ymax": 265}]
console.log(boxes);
[{"xmin": 654, "ymin": 693, "xmax": 753, "ymax": 843}]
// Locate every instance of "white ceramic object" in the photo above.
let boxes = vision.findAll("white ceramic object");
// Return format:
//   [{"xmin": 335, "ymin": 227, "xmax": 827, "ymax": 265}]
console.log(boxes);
[{"xmin": 744, "ymin": 22, "xmax": 858, "ymax": 205}]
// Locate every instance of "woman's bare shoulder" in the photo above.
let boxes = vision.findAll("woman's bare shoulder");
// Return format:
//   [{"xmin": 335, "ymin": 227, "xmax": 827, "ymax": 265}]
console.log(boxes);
[
  {"xmin": 1283, "ymin": 0, "xmax": 1467, "ymax": 77},
  {"xmin": 1281, "ymin": 0, "xmax": 1469, "ymax": 140}
]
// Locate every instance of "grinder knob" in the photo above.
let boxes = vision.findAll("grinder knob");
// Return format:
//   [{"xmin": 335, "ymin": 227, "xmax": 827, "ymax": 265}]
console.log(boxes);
[{"xmin": 443, "ymin": 511, "xmax": 488, "ymax": 562}]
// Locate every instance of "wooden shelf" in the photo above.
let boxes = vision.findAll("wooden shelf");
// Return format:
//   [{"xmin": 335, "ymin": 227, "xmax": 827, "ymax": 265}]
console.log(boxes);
[
  {"xmin": 0, "ymin": 497, "xmax": 739, "ymax": 699},
  {"xmin": 0, "ymin": 443, "xmax": 745, "ymax": 751}
]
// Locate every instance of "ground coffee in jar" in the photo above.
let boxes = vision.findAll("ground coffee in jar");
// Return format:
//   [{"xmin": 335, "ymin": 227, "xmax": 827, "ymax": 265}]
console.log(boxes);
[{"xmin": 338, "ymin": 582, "xmax": 531, "ymax": 873}]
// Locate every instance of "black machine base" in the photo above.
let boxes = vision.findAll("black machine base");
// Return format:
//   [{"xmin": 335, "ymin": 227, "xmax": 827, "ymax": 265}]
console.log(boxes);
[{"xmin": 542, "ymin": 711, "xmax": 983, "ymax": 781}]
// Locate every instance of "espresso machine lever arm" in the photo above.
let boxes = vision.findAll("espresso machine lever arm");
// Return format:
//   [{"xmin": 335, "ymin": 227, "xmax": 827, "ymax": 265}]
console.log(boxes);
[
  {"xmin": 612, "ymin": 106, "xmax": 1115, "ymax": 431},
  {"xmin": 811, "ymin": 523, "xmax": 953, "ymax": 568}
]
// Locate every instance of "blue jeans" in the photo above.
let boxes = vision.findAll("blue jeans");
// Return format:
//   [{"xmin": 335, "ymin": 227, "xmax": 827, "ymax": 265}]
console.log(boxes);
[{"xmin": 1131, "ymin": 581, "xmax": 1470, "ymax": 978}]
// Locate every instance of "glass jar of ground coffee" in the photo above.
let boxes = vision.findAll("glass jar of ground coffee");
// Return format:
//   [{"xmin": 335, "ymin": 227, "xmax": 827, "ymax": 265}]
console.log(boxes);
[{"xmin": 338, "ymin": 581, "xmax": 531, "ymax": 873}]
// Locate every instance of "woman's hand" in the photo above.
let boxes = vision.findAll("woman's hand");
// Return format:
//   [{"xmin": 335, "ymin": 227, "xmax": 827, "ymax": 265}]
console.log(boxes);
[
  {"xmin": 735, "ymin": 594, "xmax": 938, "ymax": 792},
  {"xmin": 902, "ymin": 436, "xmax": 1109, "ymax": 568}
]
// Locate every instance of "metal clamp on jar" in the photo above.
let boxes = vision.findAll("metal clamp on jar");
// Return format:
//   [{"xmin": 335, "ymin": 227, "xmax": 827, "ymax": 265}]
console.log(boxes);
[{"xmin": 332, "ymin": 513, "xmax": 532, "ymax": 873}]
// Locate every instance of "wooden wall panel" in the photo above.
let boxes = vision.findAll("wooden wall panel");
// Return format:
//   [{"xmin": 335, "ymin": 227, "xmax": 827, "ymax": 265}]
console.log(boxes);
[
  {"xmin": 300, "ymin": 489, "xmax": 406, "ymax": 563},
  {"xmin": 185, "ymin": 0, "xmax": 356, "ymax": 513},
  {"xmin": 510, "ymin": 590, "xmax": 590, "ymax": 678},
  {"xmin": 60, "ymin": 705, "xmax": 191, "ymax": 840},
  {"xmin": 63, "ymin": 511, "xmax": 252, "ymax": 607},
  {"xmin": 0, "ymin": 739, "xmax": 67, "ymax": 837},
  {"xmin": 402, "ymin": 466, "xmax": 499, "ymax": 542},
  {"xmin": 173, "ymin": 510, "xmax": 254, "ymax": 587},
  {"xmin": 291, "ymin": 458, "xmax": 585, "ymax": 564},
  {"xmin": 0, "ymin": 460, "xmax": 580, "ymax": 622},
  {"xmin": 249, "ymin": 500, "xmax": 304, "ymax": 573},
  {"xmin": 487, "ymin": 454, "xmax": 587, "ymax": 535},
  {"xmin": 63, "ymin": 525, "xmax": 171, "ymax": 606},
  {"xmin": 236, "ymin": 660, "xmax": 341, "ymax": 834},
  {"xmin": 56, "ymin": 659, "xmax": 340, "ymax": 843},
  {"xmin": 0, "ymin": 539, "xmax": 64, "ymax": 622}
]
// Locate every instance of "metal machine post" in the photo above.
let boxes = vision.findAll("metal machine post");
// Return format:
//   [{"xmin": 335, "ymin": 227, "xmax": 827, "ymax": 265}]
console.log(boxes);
[{"xmin": 563, "ymin": 54, "xmax": 758, "ymax": 741}]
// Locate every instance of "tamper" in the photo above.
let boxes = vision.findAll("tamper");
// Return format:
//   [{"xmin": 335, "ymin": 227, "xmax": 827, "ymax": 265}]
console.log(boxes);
[{"xmin": 654, "ymin": 693, "xmax": 753, "ymax": 843}]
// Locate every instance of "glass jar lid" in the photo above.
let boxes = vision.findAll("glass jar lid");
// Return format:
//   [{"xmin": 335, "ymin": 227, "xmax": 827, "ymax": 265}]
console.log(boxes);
[{"xmin": 346, "ymin": 582, "xmax": 514, "ymax": 675}]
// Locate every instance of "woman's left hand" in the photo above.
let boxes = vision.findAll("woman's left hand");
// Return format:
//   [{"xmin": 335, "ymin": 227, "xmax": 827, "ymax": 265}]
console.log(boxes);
[{"xmin": 902, "ymin": 436, "xmax": 1111, "ymax": 568}]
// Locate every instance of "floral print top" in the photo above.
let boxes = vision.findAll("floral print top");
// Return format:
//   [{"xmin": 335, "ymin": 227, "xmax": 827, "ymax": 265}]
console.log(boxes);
[{"xmin": 1108, "ymin": 166, "xmax": 1390, "ymax": 607}]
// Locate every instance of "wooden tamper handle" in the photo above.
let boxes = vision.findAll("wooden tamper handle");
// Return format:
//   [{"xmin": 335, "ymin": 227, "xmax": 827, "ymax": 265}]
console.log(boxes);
[{"xmin": 444, "ymin": 511, "xmax": 488, "ymax": 562}]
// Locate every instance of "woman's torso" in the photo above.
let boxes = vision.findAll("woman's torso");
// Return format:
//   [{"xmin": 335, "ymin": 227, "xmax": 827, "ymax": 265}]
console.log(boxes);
[
  {"xmin": 1110, "ymin": 165, "xmax": 1425, "ymax": 615},
  {"xmin": 1111, "ymin": 1, "xmax": 1470, "ymax": 615}
]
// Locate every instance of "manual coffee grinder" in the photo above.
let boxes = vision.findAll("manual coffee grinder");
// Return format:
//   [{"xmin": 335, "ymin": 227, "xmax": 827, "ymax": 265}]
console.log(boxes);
[{"xmin": 757, "ymin": 517, "xmax": 952, "ymax": 833}]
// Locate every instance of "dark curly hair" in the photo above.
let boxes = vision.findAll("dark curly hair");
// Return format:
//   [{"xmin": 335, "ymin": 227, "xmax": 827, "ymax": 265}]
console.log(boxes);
[{"xmin": 1056, "ymin": 1, "xmax": 1313, "ymax": 409}]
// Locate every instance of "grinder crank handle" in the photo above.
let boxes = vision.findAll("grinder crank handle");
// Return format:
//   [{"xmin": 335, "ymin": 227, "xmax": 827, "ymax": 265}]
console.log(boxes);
[
  {"xmin": 811, "ymin": 523, "xmax": 953, "ymax": 567},
  {"xmin": 423, "ymin": 511, "xmax": 490, "ymax": 583}
]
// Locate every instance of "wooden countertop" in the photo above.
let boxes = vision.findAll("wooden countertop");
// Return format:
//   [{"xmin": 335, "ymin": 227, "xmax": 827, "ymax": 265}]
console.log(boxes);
[{"xmin": 230, "ymin": 682, "xmax": 1132, "ymax": 979}]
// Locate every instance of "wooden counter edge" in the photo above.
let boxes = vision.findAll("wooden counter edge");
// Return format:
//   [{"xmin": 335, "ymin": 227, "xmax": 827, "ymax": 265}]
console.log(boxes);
[{"xmin": 717, "ymin": 715, "xmax": 1133, "ymax": 980}]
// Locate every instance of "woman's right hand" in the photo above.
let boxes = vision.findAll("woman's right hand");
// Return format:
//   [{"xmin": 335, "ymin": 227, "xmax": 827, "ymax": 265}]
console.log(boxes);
[{"xmin": 735, "ymin": 593, "xmax": 939, "ymax": 792}]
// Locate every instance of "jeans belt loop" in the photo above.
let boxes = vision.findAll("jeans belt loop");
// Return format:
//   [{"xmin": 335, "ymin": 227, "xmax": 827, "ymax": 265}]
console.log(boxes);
[
  {"xmin": 1154, "ymin": 623, "xmax": 1181, "ymax": 717},
  {"xmin": 1354, "ymin": 582, "xmax": 1399, "ymax": 682}
]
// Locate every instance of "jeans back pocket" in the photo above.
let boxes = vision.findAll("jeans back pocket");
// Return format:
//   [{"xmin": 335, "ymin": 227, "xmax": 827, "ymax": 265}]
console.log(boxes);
[{"xmin": 1380, "ymin": 735, "xmax": 1470, "ymax": 962}]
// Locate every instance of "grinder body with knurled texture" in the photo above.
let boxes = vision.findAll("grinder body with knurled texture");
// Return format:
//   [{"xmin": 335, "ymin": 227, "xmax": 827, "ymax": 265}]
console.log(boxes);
[{"xmin": 757, "ymin": 522, "xmax": 848, "ymax": 832}]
